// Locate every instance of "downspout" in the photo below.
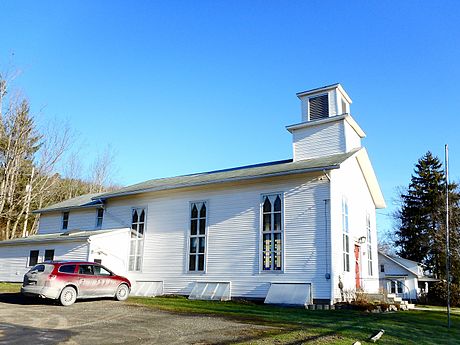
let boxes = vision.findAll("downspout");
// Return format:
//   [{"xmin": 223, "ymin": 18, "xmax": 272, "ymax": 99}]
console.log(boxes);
[{"xmin": 323, "ymin": 169, "xmax": 333, "ymax": 304}]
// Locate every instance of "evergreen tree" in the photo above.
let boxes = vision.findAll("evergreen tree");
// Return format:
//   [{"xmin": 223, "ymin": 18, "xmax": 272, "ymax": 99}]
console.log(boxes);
[{"xmin": 395, "ymin": 152, "xmax": 460, "ymax": 281}]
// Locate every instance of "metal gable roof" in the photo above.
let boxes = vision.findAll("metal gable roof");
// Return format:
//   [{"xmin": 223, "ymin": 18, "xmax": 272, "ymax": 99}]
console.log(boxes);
[
  {"xmin": 96, "ymin": 149, "xmax": 361, "ymax": 199},
  {"xmin": 33, "ymin": 192, "xmax": 105, "ymax": 214}
]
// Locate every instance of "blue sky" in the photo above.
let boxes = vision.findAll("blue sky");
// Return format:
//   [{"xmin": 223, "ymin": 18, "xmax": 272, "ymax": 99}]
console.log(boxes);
[{"xmin": 1, "ymin": 1, "xmax": 459, "ymax": 237}]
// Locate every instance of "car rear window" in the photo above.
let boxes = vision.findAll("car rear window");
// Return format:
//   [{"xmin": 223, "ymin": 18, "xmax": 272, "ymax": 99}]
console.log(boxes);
[
  {"xmin": 31, "ymin": 264, "xmax": 46, "ymax": 272},
  {"xmin": 29, "ymin": 264, "xmax": 54, "ymax": 274},
  {"xmin": 58, "ymin": 264, "xmax": 76, "ymax": 274}
]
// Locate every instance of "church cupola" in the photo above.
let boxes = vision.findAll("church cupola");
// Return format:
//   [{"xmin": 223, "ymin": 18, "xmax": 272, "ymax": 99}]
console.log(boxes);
[
  {"xmin": 297, "ymin": 83, "xmax": 352, "ymax": 122},
  {"xmin": 286, "ymin": 83, "xmax": 365, "ymax": 162}
]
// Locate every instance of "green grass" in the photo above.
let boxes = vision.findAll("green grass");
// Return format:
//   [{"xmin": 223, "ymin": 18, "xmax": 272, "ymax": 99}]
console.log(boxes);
[
  {"xmin": 0, "ymin": 282, "xmax": 21, "ymax": 293},
  {"xmin": 128, "ymin": 296, "xmax": 460, "ymax": 344}
]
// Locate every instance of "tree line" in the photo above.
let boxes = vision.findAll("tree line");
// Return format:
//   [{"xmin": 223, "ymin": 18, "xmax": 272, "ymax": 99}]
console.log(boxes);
[{"xmin": 0, "ymin": 71, "xmax": 117, "ymax": 241}]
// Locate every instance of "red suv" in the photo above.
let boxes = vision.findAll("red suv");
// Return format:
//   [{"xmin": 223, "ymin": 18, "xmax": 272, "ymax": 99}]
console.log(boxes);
[{"xmin": 21, "ymin": 261, "xmax": 131, "ymax": 306}]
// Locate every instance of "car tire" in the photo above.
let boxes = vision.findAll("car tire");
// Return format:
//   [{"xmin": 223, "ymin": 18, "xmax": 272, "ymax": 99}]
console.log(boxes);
[
  {"xmin": 115, "ymin": 284, "xmax": 129, "ymax": 301},
  {"xmin": 59, "ymin": 286, "xmax": 77, "ymax": 306}
]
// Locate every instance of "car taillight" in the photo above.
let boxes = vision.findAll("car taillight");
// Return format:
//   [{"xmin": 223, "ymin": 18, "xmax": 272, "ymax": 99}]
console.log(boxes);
[{"xmin": 48, "ymin": 274, "xmax": 57, "ymax": 280}]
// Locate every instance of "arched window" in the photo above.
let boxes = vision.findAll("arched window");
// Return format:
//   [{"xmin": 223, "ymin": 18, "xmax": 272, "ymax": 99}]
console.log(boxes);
[
  {"xmin": 130, "ymin": 207, "xmax": 146, "ymax": 271},
  {"xmin": 189, "ymin": 201, "xmax": 207, "ymax": 272},
  {"xmin": 367, "ymin": 213, "xmax": 373, "ymax": 276},
  {"xmin": 342, "ymin": 198, "xmax": 350, "ymax": 272},
  {"xmin": 261, "ymin": 194, "xmax": 283, "ymax": 271}
]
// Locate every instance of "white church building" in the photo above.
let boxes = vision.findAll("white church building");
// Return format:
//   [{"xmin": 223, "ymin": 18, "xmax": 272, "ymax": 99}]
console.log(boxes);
[{"xmin": 0, "ymin": 84, "xmax": 386, "ymax": 305}]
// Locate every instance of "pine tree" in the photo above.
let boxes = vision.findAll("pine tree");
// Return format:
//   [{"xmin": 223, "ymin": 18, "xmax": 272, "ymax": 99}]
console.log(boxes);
[{"xmin": 396, "ymin": 152, "xmax": 444, "ymax": 277}]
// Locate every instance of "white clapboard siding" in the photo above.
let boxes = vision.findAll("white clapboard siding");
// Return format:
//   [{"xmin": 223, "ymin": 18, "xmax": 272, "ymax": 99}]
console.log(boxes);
[
  {"xmin": 0, "ymin": 240, "xmax": 89, "ymax": 282},
  {"xmin": 330, "ymin": 155, "xmax": 379, "ymax": 301},
  {"xmin": 38, "ymin": 208, "xmax": 100, "ymax": 234},
  {"xmin": 292, "ymin": 121, "xmax": 346, "ymax": 161},
  {"xmin": 99, "ymin": 172, "xmax": 332, "ymax": 300},
  {"xmin": 88, "ymin": 229, "xmax": 131, "ymax": 276}
]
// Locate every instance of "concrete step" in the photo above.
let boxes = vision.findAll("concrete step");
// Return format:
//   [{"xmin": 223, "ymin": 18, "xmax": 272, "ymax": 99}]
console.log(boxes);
[
  {"xmin": 386, "ymin": 293, "xmax": 396, "ymax": 299},
  {"xmin": 406, "ymin": 303, "xmax": 415, "ymax": 310},
  {"xmin": 393, "ymin": 297, "xmax": 403, "ymax": 303}
]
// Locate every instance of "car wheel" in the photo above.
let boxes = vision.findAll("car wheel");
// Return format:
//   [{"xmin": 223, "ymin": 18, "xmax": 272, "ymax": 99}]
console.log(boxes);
[
  {"xmin": 59, "ymin": 286, "xmax": 77, "ymax": 306},
  {"xmin": 115, "ymin": 284, "xmax": 129, "ymax": 301}
]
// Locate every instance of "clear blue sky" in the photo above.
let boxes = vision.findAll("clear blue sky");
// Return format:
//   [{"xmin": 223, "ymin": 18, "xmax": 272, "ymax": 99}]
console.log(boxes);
[{"xmin": 1, "ymin": 1, "xmax": 459, "ymax": 238}]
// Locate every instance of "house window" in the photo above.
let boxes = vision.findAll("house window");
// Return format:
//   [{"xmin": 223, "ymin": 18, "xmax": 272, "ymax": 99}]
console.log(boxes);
[
  {"xmin": 129, "ymin": 208, "xmax": 145, "ymax": 271},
  {"xmin": 96, "ymin": 208, "xmax": 104, "ymax": 228},
  {"xmin": 261, "ymin": 194, "xmax": 283, "ymax": 271},
  {"xmin": 342, "ymin": 198, "xmax": 350, "ymax": 272},
  {"xmin": 44, "ymin": 249, "xmax": 54, "ymax": 262},
  {"xmin": 309, "ymin": 94, "xmax": 329, "ymax": 120},
  {"xmin": 380, "ymin": 264, "xmax": 385, "ymax": 273},
  {"xmin": 367, "ymin": 214, "xmax": 373, "ymax": 276},
  {"xmin": 188, "ymin": 202, "xmax": 207, "ymax": 272},
  {"xmin": 390, "ymin": 280, "xmax": 404, "ymax": 294},
  {"xmin": 62, "ymin": 212, "xmax": 69, "ymax": 230},
  {"xmin": 29, "ymin": 250, "xmax": 39, "ymax": 266}
]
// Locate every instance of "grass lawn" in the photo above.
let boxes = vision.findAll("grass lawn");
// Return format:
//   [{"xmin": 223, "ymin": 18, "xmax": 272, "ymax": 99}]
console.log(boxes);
[
  {"xmin": 129, "ymin": 296, "xmax": 460, "ymax": 345},
  {"xmin": 0, "ymin": 282, "xmax": 21, "ymax": 293}
]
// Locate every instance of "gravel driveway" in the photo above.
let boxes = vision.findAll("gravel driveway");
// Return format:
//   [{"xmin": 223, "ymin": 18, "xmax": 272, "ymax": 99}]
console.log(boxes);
[{"xmin": 0, "ymin": 293, "xmax": 269, "ymax": 345}]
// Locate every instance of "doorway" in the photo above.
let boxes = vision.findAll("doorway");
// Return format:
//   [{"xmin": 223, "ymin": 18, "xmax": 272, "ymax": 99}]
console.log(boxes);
[{"xmin": 354, "ymin": 245, "xmax": 361, "ymax": 289}]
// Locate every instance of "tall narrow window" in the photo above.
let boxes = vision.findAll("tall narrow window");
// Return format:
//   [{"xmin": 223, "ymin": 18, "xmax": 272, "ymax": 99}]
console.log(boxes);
[
  {"xmin": 129, "ymin": 208, "xmax": 145, "ymax": 271},
  {"xmin": 188, "ymin": 202, "xmax": 207, "ymax": 272},
  {"xmin": 44, "ymin": 249, "xmax": 54, "ymax": 262},
  {"xmin": 62, "ymin": 212, "xmax": 69, "ymax": 230},
  {"xmin": 367, "ymin": 214, "xmax": 373, "ymax": 276},
  {"xmin": 29, "ymin": 250, "xmax": 39, "ymax": 266},
  {"xmin": 261, "ymin": 194, "xmax": 283, "ymax": 271},
  {"xmin": 342, "ymin": 198, "xmax": 350, "ymax": 272},
  {"xmin": 96, "ymin": 208, "xmax": 104, "ymax": 228}
]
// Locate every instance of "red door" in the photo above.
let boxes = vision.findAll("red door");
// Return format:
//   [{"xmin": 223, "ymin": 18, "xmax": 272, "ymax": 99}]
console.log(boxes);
[{"xmin": 354, "ymin": 245, "xmax": 361, "ymax": 289}]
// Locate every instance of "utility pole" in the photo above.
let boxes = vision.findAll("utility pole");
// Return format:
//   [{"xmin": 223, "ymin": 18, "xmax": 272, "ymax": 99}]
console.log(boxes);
[{"xmin": 445, "ymin": 144, "xmax": 451, "ymax": 329}]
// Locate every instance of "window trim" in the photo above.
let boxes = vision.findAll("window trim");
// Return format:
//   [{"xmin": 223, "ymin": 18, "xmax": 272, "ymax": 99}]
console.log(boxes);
[
  {"xmin": 62, "ymin": 211, "xmax": 69, "ymax": 230},
  {"xmin": 342, "ymin": 197, "xmax": 350, "ymax": 272},
  {"xmin": 186, "ymin": 200, "xmax": 209, "ymax": 274},
  {"xmin": 95, "ymin": 208, "xmax": 104, "ymax": 229},
  {"xmin": 128, "ymin": 206, "xmax": 147, "ymax": 272},
  {"xmin": 259, "ymin": 192, "xmax": 285, "ymax": 273},
  {"xmin": 44, "ymin": 249, "xmax": 55, "ymax": 262},
  {"xmin": 28, "ymin": 250, "xmax": 39, "ymax": 267},
  {"xmin": 366, "ymin": 213, "xmax": 373, "ymax": 276}
]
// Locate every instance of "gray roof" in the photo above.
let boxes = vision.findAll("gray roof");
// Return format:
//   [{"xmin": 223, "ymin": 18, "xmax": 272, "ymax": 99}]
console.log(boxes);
[
  {"xmin": 0, "ymin": 229, "xmax": 121, "ymax": 246},
  {"xmin": 34, "ymin": 192, "xmax": 105, "ymax": 214},
  {"xmin": 98, "ymin": 149, "xmax": 360, "ymax": 199}
]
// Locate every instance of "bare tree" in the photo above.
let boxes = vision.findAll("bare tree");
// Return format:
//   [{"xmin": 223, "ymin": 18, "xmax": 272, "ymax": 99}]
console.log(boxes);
[{"xmin": 89, "ymin": 145, "xmax": 116, "ymax": 193}]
